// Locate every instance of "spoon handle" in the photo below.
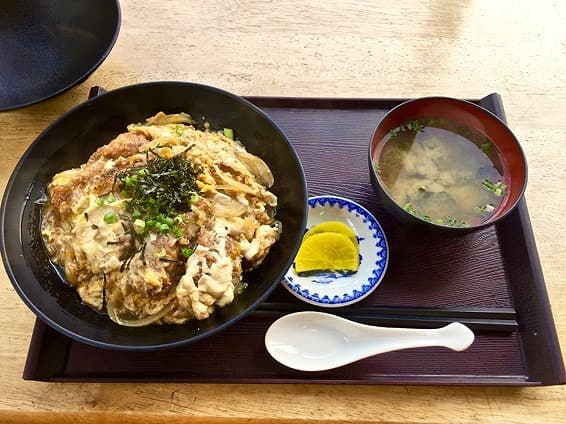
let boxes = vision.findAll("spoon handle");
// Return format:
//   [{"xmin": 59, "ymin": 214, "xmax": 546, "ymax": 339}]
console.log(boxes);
[{"xmin": 362, "ymin": 322, "xmax": 475, "ymax": 356}]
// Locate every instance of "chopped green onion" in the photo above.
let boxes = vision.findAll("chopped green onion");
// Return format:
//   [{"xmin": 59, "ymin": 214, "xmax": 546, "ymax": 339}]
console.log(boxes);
[
  {"xmin": 134, "ymin": 219, "xmax": 146, "ymax": 228},
  {"xmin": 373, "ymin": 163, "xmax": 381, "ymax": 174},
  {"xmin": 96, "ymin": 198, "xmax": 106, "ymax": 207},
  {"xmin": 175, "ymin": 125, "xmax": 185, "ymax": 136},
  {"xmin": 124, "ymin": 175, "xmax": 138, "ymax": 187},
  {"xmin": 482, "ymin": 179, "xmax": 507, "ymax": 197},
  {"xmin": 189, "ymin": 193, "xmax": 199, "ymax": 204},
  {"xmin": 407, "ymin": 120, "xmax": 424, "ymax": 133},
  {"xmin": 223, "ymin": 128, "xmax": 234, "ymax": 139},
  {"xmin": 173, "ymin": 227, "xmax": 183, "ymax": 238},
  {"xmin": 159, "ymin": 223, "xmax": 170, "ymax": 233},
  {"xmin": 481, "ymin": 142, "xmax": 493, "ymax": 155},
  {"xmin": 403, "ymin": 202, "xmax": 417, "ymax": 215},
  {"xmin": 157, "ymin": 214, "xmax": 174, "ymax": 226},
  {"xmin": 106, "ymin": 195, "xmax": 116, "ymax": 203},
  {"xmin": 132, "ymin": 210, "xmax": 142, "ymax": 219},
  {"xmin": 182, "ymin": 247, "xmax": 194, "ymax": 258},
  {"xmin": 475, "ymin": 204, "xmax": 495, "ymax": 214},
  {"xmin": 174, "ymin": 214, "xmax": 184, "ymax": 224},
  {"xmin": 103, "ymin": 212, "xmax": 119, "ymax": 224},
  {"xmin": 443, "ymin": 216, "xmax": 469, "ymax": 228}
]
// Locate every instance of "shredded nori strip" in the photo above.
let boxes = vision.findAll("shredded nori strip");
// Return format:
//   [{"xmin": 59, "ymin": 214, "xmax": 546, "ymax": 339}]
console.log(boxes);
[
  {"xmin": 116, "ymin": 151, "xmax": 199, "ymax": 222},
  {"xmin": 159, "ymin": 257, "xmax": 185, "ymax": 264}
]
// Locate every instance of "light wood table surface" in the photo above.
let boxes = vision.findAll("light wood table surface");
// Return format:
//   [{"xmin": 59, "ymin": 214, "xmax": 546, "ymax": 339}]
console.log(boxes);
[{"xmin": 1, "ymin": 1, "xmax": 565, "ymax": 422}]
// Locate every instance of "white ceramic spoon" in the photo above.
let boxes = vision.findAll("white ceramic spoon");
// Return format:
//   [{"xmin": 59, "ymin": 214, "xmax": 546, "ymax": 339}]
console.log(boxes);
[{"xmin": 264, "ymin": 311, "xmax": 475, "ymax": 371}]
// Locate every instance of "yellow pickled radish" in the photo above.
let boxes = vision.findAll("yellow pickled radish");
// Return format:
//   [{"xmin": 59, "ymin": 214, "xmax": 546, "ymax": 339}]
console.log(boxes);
[
  {"xmin": 295, "ymin": 232, "xmax": 359, "ymax": 273},
  {"xmin": 303, "ymin": 221, "xmax": 358, "ymax": 246}
]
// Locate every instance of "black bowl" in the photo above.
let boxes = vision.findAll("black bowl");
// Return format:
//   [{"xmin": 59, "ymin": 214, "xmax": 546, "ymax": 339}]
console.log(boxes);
[
  {"xmin": 0, "ymin": 81, "xmax": 308, "ymax": 350},
  {"xmin": 0, "ymin": 0, "xmax": 121, "ymax": 111}
]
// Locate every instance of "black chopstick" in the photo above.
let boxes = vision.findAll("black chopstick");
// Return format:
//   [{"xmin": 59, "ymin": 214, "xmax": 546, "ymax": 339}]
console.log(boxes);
[{"xmin": 253, "ymin": 302, "xmax": 518, "ymax": 332}]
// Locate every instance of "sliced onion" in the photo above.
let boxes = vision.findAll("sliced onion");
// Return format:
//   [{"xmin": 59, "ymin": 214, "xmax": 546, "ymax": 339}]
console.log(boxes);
[
  {"xmin": 213, "ymin": 165, "xmax": 257, "ymax": 195},
  {"xmin": 211, "ymin": 192, "xmax": 248, "ymax": 217},
  {"xmin": 107, "ymin": 299, "xmax": 175, "ymax": 327},
  {"xmin": 146, "ymin": 112, "xmax": 193, "ymax": 125},
  {"xmin": 235, "ymin": 151, "xmax": 274, "ymax": 187},
  {"xmin": 273, "ymin": 220, "xmax": 283, "ymax": 235}
]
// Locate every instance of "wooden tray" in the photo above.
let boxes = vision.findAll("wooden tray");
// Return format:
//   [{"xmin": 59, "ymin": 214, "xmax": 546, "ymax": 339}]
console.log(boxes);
[{"xmin": 23, "ymin": 93, "xmax": 565, "ymax": 385}]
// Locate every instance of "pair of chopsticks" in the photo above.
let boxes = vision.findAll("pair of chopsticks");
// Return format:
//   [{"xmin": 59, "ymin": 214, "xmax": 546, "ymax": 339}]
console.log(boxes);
[{"xmin": 253, "ymin": 302, "xmax": 518, "ymax": 332}]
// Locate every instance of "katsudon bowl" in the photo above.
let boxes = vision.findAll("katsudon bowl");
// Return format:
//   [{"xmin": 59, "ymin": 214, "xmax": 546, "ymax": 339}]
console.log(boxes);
[{"xmin": 0, "ymin": 81, "xmax": 307, "ymax": 350}]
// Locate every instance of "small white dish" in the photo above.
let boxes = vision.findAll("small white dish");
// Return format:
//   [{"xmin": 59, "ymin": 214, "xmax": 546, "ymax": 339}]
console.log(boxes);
[{"xmin": 282, "ymin": 195, "xmax": 389, "ymax": 307}]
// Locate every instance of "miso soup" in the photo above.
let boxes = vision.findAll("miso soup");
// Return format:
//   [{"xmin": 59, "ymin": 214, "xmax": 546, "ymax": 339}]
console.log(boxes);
[{"xmin": 374, "ymin": 118, "xmax": 507, "ymax": 227}]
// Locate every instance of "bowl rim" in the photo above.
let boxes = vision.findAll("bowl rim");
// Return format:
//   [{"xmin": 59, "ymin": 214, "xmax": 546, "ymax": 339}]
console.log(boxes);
[
  {"xmin": 0, "ymin": 81, "xmax": 308, "ymax": 350},
  {"xmin": 368, "ymin": 95, "xmax": 528, "ymax": 231}
]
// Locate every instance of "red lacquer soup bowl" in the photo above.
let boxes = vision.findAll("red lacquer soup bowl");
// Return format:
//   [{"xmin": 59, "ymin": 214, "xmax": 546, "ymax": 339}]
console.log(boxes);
[{"xmin": 368, "ymin": 97, "xmax": 527, "ymax": 233}]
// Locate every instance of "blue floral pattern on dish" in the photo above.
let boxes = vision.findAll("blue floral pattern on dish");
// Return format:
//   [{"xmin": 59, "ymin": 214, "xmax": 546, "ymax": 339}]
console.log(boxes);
[
  {"xmin": 309, "ymin": 270, "xmax": 357, "ymax": 284},
  {"xmin": 283, "ymin": 195, "xmax": 389, "ymax": 307}
]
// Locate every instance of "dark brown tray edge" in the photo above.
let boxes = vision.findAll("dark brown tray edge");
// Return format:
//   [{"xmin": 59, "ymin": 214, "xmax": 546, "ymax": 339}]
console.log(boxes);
[
  {"xmin": 45, "ymin": 375, "xmax": 536, "ymax": 386},
  {"xmin": 477, "ymin": 94, "xmax": 566, "ymax": 385},
  {"xmin": 519, "ymin": 202, "xmax": 566, "ymax": 384},
  {"xmin": 245, "ymin": 92, "xmax": 497, "ymax": 110},
  {"xmin": 245, "ymin": 96, "xmax": 406, "ymax": 110},
  {"xmin": 497, "ymin": 199, "xmax": 566, "ymax": 384}
]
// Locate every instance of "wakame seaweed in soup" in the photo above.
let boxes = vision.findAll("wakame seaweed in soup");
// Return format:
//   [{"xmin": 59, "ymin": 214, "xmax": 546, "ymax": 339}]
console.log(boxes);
[{"xmin": 374, "ymin": 118, "xmax": 507, "ymax": 228}]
